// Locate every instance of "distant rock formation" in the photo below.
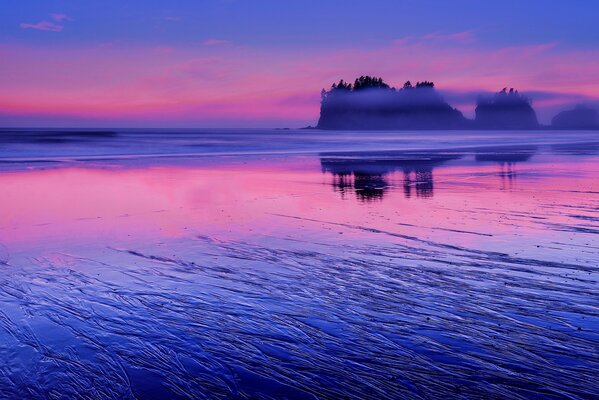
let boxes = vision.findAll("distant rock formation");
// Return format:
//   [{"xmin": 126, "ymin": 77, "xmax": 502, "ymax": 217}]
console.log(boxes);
[
  {"xmin": 314, "ymin": 77, "xmax": 599, "ymax": 130},
  {"xmin": 316, "ymin": 76, "xmax": 467, "ymax": 130},
  {"xmin": 475, "ymin": 88, "xmax": 539, "ymax": 129},
  {"xmin": 551, "ymin": 106, "xmax": 598, "ymax": 129}
]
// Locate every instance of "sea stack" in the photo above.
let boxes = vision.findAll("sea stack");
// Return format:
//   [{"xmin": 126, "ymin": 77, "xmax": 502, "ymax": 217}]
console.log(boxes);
[
  {"xmin": 475, "ymin": 88, "xmax": 539, "ymax": 129},
  {"xmin": 551, "ymin": 106, "xmax": 598, "ymax": 129},
  {"xmin": 317, "ymin": 76, "xmax": 467, "ymax": 130}
]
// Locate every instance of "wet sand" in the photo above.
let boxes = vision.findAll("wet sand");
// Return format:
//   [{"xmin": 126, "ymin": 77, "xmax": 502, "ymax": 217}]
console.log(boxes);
[{"xmin": 0, "ymin": 130, "xmax": 598, "ymax": 399}]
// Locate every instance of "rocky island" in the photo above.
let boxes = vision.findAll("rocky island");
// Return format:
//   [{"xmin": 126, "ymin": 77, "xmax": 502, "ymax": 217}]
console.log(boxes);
[
  {"xmin": 317, "ymin": 76, "xmax": 466, "ymax": 130},
  {"xmin": 474, "ymin": 88, "xmax": 539, "ymax": 129},
  {"xmin": 551, "ymin": 106, "xmax": 599, "ymax": 129},
  {"xmin": 315, "ymin": 76, "xmax": 597, "ymax": 131}
]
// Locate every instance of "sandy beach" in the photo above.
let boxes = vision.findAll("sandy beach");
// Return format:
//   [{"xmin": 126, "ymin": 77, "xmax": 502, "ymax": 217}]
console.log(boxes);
[{"xmin": 0, "ymin": 129, "xmax": 597, "ymax": 399}]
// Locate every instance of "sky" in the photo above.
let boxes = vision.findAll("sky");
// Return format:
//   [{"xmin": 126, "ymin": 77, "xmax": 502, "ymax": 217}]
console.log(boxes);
[{"xmin": 1, "ymin": 0, "xmax": 599, "ymax": 128}]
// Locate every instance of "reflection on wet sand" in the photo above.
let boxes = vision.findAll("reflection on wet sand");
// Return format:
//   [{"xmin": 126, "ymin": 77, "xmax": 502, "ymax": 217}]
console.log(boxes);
[
  {"xmin": 474, "ymin": 146, "xmax": 537, "ymax": 190},
  {"xmin": 329, "ymin": 172, "xmax": 387, "ymax": 201},
  {"xmin": 320, "ymin": 152, "xmax": 460, "ymax": 201},
  {"xmin": 402, "ymin": 168, "xmax": 434, "ymax": 199},
  {"xmin": 321, "ymin": 146, "xmax": 546, "ymax": 200}
]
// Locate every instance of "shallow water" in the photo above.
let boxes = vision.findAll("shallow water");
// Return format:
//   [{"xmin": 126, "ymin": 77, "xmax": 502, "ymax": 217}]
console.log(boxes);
[{"xmin": 0, "ymin": 129, "xmax": 598, "ymax": 399}]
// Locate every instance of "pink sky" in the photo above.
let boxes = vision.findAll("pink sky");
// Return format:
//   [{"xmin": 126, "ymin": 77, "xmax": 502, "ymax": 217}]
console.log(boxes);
[{"xmin": 1, "ymin": 36, "xmax": 599, "ymax": 127}]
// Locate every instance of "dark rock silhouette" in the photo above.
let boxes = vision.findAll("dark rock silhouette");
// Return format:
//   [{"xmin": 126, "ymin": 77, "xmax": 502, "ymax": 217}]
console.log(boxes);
[
  {"xmin": 474, "ymin": 88, "xmax": 539, "ymax": 129},
  {"xmin": 317, "ymin": 76, "xmax": 467, "ymax": 130},
  {"xmin": 551, "ymin": 106, "xmax": 598, "ymax": 129},
  {"xmin": 313, "ymin": 76, "xmax": 599, "ymax": 130}
]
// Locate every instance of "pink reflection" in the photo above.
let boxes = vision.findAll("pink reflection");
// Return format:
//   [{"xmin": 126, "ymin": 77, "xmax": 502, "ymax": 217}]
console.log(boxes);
[
  {"xmin": 1, "ymin": 157, "xmax": 598, "ymax": 262},
  {"xmin": 0, "ymin": 164, "xmax": 311, "ymax": 247}
]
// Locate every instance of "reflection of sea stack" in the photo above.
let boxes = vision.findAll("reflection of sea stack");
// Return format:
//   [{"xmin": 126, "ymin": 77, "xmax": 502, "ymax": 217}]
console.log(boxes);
[
  {"xmin": 474, "ymin": 145, "xmax": 537, "ymax": 190},
  {"xmin": 475, "ymin": 88, "xmax": 539, "ymax": 129},
  {"xmin": 402, "ymin": 168, "xmax": 434, "ymax": 198},
  {"xmin": 551, "ymin": 106, "xmax": 598, "ymax": 129},
  {"xmin": 317, "ymin": 76, "xmax": 466, "ymax": 130},
  {"xmin": 320, "ymin": 151, "xmax": 459, "ymax": 201}
]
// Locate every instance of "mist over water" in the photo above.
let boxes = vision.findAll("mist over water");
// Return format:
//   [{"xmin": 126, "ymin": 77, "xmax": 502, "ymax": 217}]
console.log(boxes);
[{"xmin": 0, "ymin": 129, "xmax": 598, "ymax": 399}]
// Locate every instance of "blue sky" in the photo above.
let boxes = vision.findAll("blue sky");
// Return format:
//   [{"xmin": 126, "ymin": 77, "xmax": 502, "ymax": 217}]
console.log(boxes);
[{"xmin": 4, "ymin": 1, "xmax": 599, "ymax": 48}]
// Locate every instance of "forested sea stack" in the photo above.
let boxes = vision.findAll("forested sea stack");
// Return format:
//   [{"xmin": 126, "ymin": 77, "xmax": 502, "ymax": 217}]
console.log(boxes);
[
  {"xmin": 475, "ymin": 88, "xmax": 539, "ymax": 129},
  {"xmin": 316, "ymin": 76, "xmax": 467, "ymax": 130},
  {"xmin": 551, "ymin": 106, "xmax": 598, "ymax": 129}
]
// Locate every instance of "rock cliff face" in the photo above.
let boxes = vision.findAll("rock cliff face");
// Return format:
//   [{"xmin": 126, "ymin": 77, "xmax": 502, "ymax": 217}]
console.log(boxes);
[
  {"xmin": 316, "ymin": 77, "xmax": 467, "ymax": 130},
  {"xmin": 551, "ymin": 106, "xmax": 598, "ymax": 129},
  {"xmin": 474, "ymin": 88, "xmax": 539, "ymax": 129}
]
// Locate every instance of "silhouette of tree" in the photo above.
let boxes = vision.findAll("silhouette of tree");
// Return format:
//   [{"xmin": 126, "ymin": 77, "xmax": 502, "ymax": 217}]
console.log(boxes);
[
  {"xmin": 415, "ymin": 81, "xmax": 434, "ymax": 88},
  {"xmin": 333, "ymin": 79, "xmax": 352, "ymax": 90},
  {"xmin": 352, "ymin": 75, "xmax": 390, "ymax": 91},
  {"xmin": 479, "ymin": 88, "xmax": 532, "ymax": 106}
]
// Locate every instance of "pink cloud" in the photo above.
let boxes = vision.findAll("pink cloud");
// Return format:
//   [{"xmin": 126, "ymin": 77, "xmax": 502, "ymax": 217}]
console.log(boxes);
[
  {"xmin": 421, "ymin": 31, "xmax": 476, "ymax": 44},
  {"xmin": 395, "ymin": 31, "xmax": 476, "ymax": 46},
  {"xmin": 20, "ymin": 21, "xmax": 63, "ymax": 32},
  {"xmin": 50, "ymin": 13, "xmax": 71, "ymax": 22},
  {"xmin": 203, "ymin": 39, "xmax": 230, "ymax": 46}
]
